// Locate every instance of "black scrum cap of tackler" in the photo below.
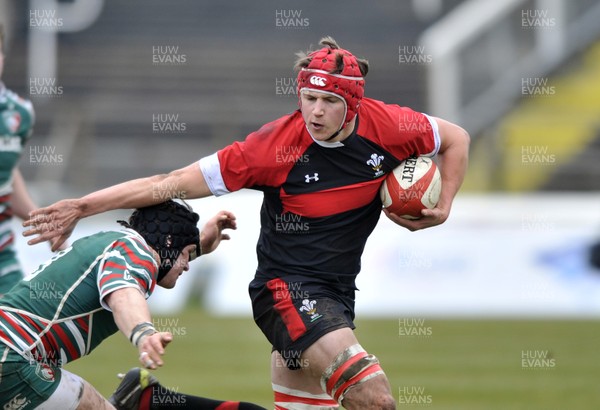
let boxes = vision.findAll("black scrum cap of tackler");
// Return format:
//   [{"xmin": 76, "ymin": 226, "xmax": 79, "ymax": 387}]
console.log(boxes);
[{"xmin": 119, "ymin": 200, "xmax": 200, "ymax": 282}]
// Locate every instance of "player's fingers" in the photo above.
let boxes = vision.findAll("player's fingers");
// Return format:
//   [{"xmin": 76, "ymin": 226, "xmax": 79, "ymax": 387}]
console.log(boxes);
[
  {"xmin": 422, "ymin": 208, "xmax": 447, "ymax": 226},
  {"xmin": 25, "ymin": 231, "xmax": 54, "ymax": 245},
  {"xmin": 383, "ymin": 209, "xmax": 416, "ymax": 228},
  {"xmin": 403, "ymin": 222, "xmax": 421, "ymax": 232},
  {"xmin": 420, "ymin": 208, "xmax": 435, "ymax": 217},
  {"xmin": 26, "ymin": 207, "xmax": 48, "ymax": 219},
  {"xmin": 137, "ymin": 337, "xmax": 161, "ymax": 369},
  {"xmin": 22, "ymin": 226, "xmax": 38, "ymax": 237},
  {"xmin": 219, "ymin": 211, "xmax": 237, "ymax": 227},
  {"xmin": 160, "ymin": 333, "xmax": 173, "ymax": 347},
  {"xmin": 23, "ymin": 219, "xmax": 46, "ymax": 234},
  {"xmin": 220, "ymin": 210, "xmax": 236, "ymax": 219},
  {"xmin": 142, "ymin": 346, "xmax": 163, "ymax": 368},
  {"xmin": 139, "ymin": 351, "xmax": 156, "ymax": 369},
  {"xmin": 23, "ymin": 218, "xmax": 57, "ymax": 239},
  {"xmin": 51, "ymin": 235, "xmax": 69, "ymax": 252},
  {"xmin": 151, "ymin": 332, "xmax": 172, "ymax": 354},
  {"xmin": 393, "ymin": 217, "xmax": 422, "ymax": 232},
  {"xmin": 220, "ymin": 218, "xmax": 237, "ymax": 230},
  {"xmin": 54, "ymin": 239, "xmax": 69, "ymax": 252},
  {"xmin": 221, "ymin": 234, "xmax": 231, "ymax": 241},
  {"xmin": 421, "ymin": 208, "xmax": 443, "ymax": 221}
]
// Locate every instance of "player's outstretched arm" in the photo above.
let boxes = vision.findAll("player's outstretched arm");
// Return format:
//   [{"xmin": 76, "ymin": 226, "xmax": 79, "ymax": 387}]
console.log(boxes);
[
  {"xmin": 23, "ymin": 161, "xmax": 211, "ymax": 251},
  {"xmin": 390, "ymin": 117, "xmax": 470, "ymax": 232},
  {"xmin": 105, "ymin": 287, "xmax": 172, "ymax": 370}
]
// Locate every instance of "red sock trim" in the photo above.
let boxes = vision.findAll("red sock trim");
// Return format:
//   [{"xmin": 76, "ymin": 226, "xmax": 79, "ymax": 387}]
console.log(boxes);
[
  {"xmin": 274, "ymin": 391, "xmax": 338, "ymax": 406},
  {"xmin": 139, "ymin": 387, "xmax": 153, "ymax": 410},
  {"xmin": 215, "ymin": 401, "xmax": 240, "ymax": 410}
]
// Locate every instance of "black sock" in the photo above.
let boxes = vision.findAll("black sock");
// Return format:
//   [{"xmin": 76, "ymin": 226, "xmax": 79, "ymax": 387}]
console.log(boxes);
[{"xmin": 143, "ymin": 383, "xmax": 266, "ymax": 410}]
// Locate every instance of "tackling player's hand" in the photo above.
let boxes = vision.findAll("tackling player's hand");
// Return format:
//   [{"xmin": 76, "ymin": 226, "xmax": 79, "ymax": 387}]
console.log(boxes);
[
  {"xmin": 50, "ymin": 237, "xmax": 69, "ymax": 252},
  {"xmin": 200, "ymin": 210, "xmax": 237, "ymax": 255},
  {"xmin": 22, "ymin": 198, "xmax": 81, "ymax": 251},
  {"xmin": 137, "ymin": 331, "xmax": 173, "ymax": 370},
  {"xmin": 383, "ymin": 206, "xmax": 449, "ymax": 232}
]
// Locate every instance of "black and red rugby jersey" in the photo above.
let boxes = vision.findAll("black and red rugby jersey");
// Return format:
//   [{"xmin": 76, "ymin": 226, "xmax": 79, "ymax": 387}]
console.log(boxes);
[{"xmin": 200, "ymin": 98, "xmax": 440, "ymax": 289}]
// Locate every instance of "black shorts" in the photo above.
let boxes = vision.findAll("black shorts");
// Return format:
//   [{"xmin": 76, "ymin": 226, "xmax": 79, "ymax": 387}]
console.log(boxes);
[{"xmin": 249, "ymin": 275, "xmax": 356, "ymax": 370}]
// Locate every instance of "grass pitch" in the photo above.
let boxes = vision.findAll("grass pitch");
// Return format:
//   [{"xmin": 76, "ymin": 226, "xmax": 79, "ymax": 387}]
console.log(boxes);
[{"xmin": 65, "ymin": 309, "xmax": 600, "ymax": 409}]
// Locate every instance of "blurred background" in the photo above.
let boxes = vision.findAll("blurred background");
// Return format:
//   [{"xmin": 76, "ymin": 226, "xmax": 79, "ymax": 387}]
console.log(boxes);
[{"xmin": 2, "ymin": 0, "xmax": 600, "ymax": 407}]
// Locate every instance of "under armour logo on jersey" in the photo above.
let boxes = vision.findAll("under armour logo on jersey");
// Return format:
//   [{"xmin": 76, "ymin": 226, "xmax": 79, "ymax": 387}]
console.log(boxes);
[
  {"xmin": 309, "ymin": 76, "xmax": 327, "ymax": 87},
  {"xmin": 305, "ymin": 173, "xmax": 319, "ymax": 183}
]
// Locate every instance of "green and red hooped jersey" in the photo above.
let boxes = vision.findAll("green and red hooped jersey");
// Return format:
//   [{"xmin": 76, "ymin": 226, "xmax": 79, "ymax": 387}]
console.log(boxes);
[
  {"xmin": 0, "ymin": 229, "xmax": 158, "ymax": 365},
  {"xmin": 0, "ymin": 82, "xmax": 35, "ymax": 254}
]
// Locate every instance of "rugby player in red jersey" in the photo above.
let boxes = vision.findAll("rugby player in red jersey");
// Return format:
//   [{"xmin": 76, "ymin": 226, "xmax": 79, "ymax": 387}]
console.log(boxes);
[{"xmin": 25, "ymin": 37, "xmax": 469, "ymax": 409}]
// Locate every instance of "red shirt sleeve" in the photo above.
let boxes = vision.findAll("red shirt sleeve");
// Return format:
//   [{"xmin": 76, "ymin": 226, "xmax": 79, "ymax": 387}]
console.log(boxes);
[
  {"xmin": 359, "ymin": 99, "xmax": 440, "ymax": 160},
  {"xmin": 217, "ymin": 112, "xmax": 304, "ymax": 192}
]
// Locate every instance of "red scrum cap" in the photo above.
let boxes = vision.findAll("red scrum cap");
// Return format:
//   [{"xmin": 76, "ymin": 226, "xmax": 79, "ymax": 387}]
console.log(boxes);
[{"xmin": 297, "ymin": 46, "xmax": 365, "ymax": 132}]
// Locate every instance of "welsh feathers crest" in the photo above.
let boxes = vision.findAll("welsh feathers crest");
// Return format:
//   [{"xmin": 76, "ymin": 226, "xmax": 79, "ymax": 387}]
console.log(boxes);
[{"xmin": 367, "ymin": 153, "xmax": 385, "ymax": 177}]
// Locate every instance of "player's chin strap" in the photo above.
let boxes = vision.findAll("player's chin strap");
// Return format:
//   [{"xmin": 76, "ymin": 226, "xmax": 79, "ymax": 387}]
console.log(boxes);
[
  {"xmin": 325, "ymin": 113, "xmax": 358, "ymax": 142},
  {"xmin": 326, "ymin": 128, "xmax": 342, "ymax": 141},
  {"xmin": 320, "ymin": 344, "xmax": 385, "ymax": 404}
]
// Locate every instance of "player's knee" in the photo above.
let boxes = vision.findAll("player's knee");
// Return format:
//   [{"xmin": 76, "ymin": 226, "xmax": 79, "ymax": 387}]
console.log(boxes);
[
  {"xmin": 320, "ymin": 344, "xmax": 389, "ymax": 406},
  {"xmin": 372, "ymin": 393, "xmax": 396, "ymax": 410},
  {"xmin": 342, "ymin": 377, "xmax": 396, "ymax": 410}
]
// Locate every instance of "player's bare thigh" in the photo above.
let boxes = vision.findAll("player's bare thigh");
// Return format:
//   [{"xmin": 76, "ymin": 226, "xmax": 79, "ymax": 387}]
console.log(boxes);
[
  {"xmin": 271, "ymin": 327, "xmax": 357, "ymax": 392},
  {"xmin": 271, "ymin": 327, "xmax": 396, "ymax": 409},
  {"xmin": 76, "ymin": 380, "xmax": 115, "ymax": 410},
  {"xmin": 37, "ymin": 369, "xmax": 114, "ymax": 409}
]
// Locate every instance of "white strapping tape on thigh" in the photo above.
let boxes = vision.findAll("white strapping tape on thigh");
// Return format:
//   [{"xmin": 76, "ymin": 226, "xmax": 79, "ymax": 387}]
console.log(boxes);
[{"xmin": 320, "ymin": 343, "xmax": 384, "ymax": 403}]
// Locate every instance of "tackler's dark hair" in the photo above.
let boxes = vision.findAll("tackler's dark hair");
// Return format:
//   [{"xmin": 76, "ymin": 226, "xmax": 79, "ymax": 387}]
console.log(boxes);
[{"xmin": 119, "ymin": 200, "xmax": 200, "ymax": 282}]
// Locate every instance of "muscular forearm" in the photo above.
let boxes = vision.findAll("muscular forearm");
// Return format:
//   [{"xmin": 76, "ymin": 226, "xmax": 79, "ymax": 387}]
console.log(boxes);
[
  {"xmin": 78, "ymin": 162, "xmax": 212, "ymax": 218},
  {"xmin": 433, "ymin": 118, "xmax": 470, "ymax": 213},
  {"xmin": 105, "ymin": 287, "xmax": 153, "ymax": 338},
  {"xmin": 78, "ymin": 175, "xmax": 166, "ymax": 218},
  {"xmin": 436, "ymin": 130, "xmax": 469, "ymax": 212},
  {"xmin": 23, "ymin": 163, "xmax": 212, "ymax": 249},
  {"xmin": 105, "ymin": 287, "xmax": 172, "ymax": 369},
  {"xmin": 386, "ymin": 119, "xmax": 469, "ymax": 231}
]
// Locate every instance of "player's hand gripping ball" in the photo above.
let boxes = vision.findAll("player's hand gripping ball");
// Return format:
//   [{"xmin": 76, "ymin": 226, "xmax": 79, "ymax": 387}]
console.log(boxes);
[{"xmin": 380, "ymin": 156, "xmax": 441, "ymax": 219}]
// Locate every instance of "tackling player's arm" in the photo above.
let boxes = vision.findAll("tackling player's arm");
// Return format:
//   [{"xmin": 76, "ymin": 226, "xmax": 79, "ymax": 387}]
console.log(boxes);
[
  {"xmin": 104, "ymin": 287, "xmax": 171, "ymax": 370},
  {"xmin": 23, "ymin": 161, "xmax": 210, "ymax": 250},
  {"xmin": 386, "ymin": 117, "xmax": 470, "ymax": 231}
]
